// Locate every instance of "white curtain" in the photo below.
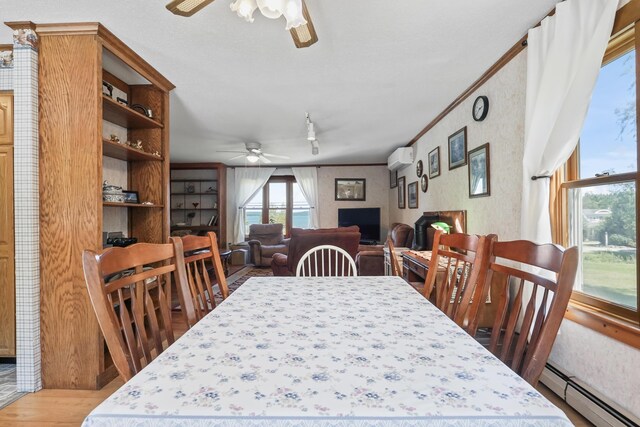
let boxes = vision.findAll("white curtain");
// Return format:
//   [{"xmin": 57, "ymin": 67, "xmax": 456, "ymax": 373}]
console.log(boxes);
[
  {"xmin": 292, "ymin": 167, "xmax": 319, "ymax": 228},
  {"xmin": 233, "ymin": 167, "xmax": 276, "ymax": 243},
  {"xmin": 521, "ymin": 0, "xmax": 617, "ymax": 244}
]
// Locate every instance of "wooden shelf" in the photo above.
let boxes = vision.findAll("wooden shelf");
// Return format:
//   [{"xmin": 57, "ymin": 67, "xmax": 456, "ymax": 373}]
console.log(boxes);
[
  {"xmin": 171, "ymin": 208, "xmax": 217, "ymax": 211},
  {"xmin": 171, "ymin": 192, "xmax": 218, "ymax": 195},
  {"xmin": 102, "ymin": 95, "xmax": 163, "ymax": 129},
  {"xmin": 171, "ymin": 225, "xmax": 218, "ymax": 231},
  {"xmin": 103, "ymin": 202, "xmax": 164, "ymax": 208},
  {"xmin": 102, "ymin": 139, "xmax": 163, "ymax": 161},
  {"xmin": 170, "ymin": 179, "xmax": 217, "ymax": 182}
]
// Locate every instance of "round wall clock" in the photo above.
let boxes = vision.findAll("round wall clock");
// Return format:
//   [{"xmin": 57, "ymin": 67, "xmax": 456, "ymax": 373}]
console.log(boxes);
[
  {"xmin": 416, "ymin": 160, "xmax": 424, "ymax": 177},
  {"xmin": 421, "ymin": 174, "xmax": 428, "ymax": 193},
  {"xmin": 472, "ymin": 95, "xmax": 489, "ymax": 121}
]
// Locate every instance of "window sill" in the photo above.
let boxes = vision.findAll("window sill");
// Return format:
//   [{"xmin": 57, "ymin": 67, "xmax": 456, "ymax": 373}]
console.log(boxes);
[{"xmin": 565, "ymin": 301, "xmax": 640, "ymax": 350}]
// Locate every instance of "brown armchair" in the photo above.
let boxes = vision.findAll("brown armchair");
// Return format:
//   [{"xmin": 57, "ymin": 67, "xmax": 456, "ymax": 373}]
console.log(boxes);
[
  {"xmin": 271, "ymin": 226, "xmax": 361, "ymax": 276},
  {"xmin": 246, "ymin": 223, "xmax": 290, "ymax": 267},
  {"xmin": 356, "ymin": 223, "xmax": 414, "ymax": 276}
]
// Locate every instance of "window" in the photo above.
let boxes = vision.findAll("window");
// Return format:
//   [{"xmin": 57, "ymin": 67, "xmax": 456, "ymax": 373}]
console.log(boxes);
[
  {"xmin": 557, "ymin": 29, "xmax": 639, "ymax": 324},
  {"xmin": 244, "ymin": 176, "xmax": 310, "ymax": 236}
]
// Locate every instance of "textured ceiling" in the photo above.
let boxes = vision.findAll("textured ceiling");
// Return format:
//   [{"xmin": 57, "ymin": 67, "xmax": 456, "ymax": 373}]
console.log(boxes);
[{"xmin": 0, "ymin": 0, "xmax": 559, "ymax": 165}]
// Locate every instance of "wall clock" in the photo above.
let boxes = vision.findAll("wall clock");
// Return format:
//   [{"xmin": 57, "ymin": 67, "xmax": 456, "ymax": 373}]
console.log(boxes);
[
  {"xmin": 421, "ymin": 174, "xmax": 428, "ymax": 193},
  {"xmin": 416, "ymin": 160, "xmax": 423, "ymax": 177},
  {"xmin": 472, "ymin": 95, "xmax": 489, "ymax": 121}
]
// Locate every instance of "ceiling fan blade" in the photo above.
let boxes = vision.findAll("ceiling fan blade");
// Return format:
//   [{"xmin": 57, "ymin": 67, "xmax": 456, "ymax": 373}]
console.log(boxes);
[
  {"xmin": 227, "ymin": 154, "xmax": 246, "ymax": 161},
  {"xmin": 262, "ymin": 153, "xmax": 291, "ymax": 159},
  {"xmin": 166, "ymin": 0, "xmax": 215, "ymax": 17},
  {"xmin": 216, "ymin": 150, "xmax": 248, "ymax": 154},
  {"xmin": 259, "ymin": 155, "xmax": 273, "ymax": 164},
  {"xmin": 290, "ymin": 0, "xmax": 318, "ymax": 48}
]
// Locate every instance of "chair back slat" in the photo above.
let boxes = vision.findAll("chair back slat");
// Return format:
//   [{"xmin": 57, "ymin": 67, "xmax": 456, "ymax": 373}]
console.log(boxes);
[
  {"xmin": 176, "ymin": 232, "xmax": 229, "ymax": 323},
  {"xmin": 296, "ymin": 245, "xmax": 358, "ymax": 277},
  {"xmin": 485, "ymin": 240, "xmax": 578, "ymax": 385},
  {"xmin": 82, "ymin": 238, "xmax": 195, "ymax": 382},
  {"xmin": 386, "ymin": 238, "xmax": 401, "ymax": 277},
  {"xmin": 423, "ymin": 230, "xmax": 493, "ymax": 334}
]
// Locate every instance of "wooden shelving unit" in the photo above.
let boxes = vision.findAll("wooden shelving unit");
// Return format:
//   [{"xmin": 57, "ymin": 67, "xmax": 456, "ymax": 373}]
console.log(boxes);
[
  {"xmin": 170, "ymin": 163, "xmax": 226, "ymax": 248},
  {"xmin": 38, "ymin": 22, "xmax": 174, "ymax": 390}
]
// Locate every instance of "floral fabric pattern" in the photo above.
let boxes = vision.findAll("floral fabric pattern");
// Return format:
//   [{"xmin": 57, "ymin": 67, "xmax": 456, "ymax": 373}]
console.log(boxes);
[{"xmin": 84, "ymin": 277, "xmax": 571, "ymax": 427}]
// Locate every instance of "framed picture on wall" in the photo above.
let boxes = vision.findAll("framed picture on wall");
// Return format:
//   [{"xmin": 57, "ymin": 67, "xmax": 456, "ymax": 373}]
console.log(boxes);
[
  {"xmin": 398, "ymin": 176, "xmax": 406, "ymax": 209},
  {"xmin": 408, "ymin": 181, "xmax": 418, "ymax": 209},
  {"xmin": 390, "ymin": 170, "xmax": 398, "ymax": 188},
  {"xmin": 468, "ymin": 143, "xmax": 491, "ymax": 198},
  {"xmin": 335, "ymin": 178, "xmax": 366, "ymax": 201},
  {"xmin": 448, "ymin": 127, "xmax": 467, "ymax": 170},
  {"xmin": 428, "ymin": 147, "xmax": 441, "ymax": 178}
]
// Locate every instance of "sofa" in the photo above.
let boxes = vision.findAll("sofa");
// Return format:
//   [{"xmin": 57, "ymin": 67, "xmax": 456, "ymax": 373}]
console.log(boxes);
[
  {"xmin": 245, "ymin": 223, "xmax": 290, "ymax": 267},
  {"xmin": 271, "ymin": 226, "xmax": 361, "ymax": 276},
  {"xmin": 356, "ymin": 223, "xmax": 415, "ymax": 276}
]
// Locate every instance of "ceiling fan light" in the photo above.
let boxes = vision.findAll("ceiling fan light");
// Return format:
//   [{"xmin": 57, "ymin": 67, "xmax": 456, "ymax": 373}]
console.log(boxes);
[
  {"xmin": 257, "ymin": 0, "xmax": 284, "ymax": 18},
  {"xmin": 311, "ymin": 140, "xmax": 319, "ymax": 155},
  {"xmin": 231, "ymin": 0, "xmax": 257, "ymax": 22},
  {"xmin": 246, "ymin": 153, "xmax": 260, "ymax": 163},
  {"xmin": 292, "ymin": 23, "xmax": 312, "ymax": 43},
  {"xmin": 283, "ymin": 0, "xmax": 306, "ymax": 30}
]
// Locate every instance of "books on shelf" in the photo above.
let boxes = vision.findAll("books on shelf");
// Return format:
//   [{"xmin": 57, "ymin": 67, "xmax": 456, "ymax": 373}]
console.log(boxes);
[{"xmin": 207, "ymin": 214, "xmax": 218, "ymax": 227}]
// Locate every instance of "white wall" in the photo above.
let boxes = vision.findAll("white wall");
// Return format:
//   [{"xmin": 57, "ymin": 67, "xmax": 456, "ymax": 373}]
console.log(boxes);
[
  {"xmin": 388, "ymin": 50, "xmax": 640, "ymax": 417},
  {"xmin": 317, "ymin": 165, "xmax": 389, "ymax": 240}
]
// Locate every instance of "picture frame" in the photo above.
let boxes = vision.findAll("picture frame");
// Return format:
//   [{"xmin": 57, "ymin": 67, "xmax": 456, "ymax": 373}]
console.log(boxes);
[
  {"xmin": 335, "ymin": 178, "xmax": 366, "ymax": 201},
  {"xmin": 398, "ymin": 176, "xmax": 406, "ymax": 209},
  {"xmin": 416, "ymin": 160, "xmax": 423, "ymax": 177},
  {"xmin": 448, "ymin": 127, "xmax": 467, "ymax": 170},
  {"xmin": 428, "ymin": 147, "xmax": 441, "ymax": 178},
  {"xmin": 468, "ymin": 143, "xmax": 491, "ymax": 198},
  {"xmin": 408, "ymin": 181, "xmax": 418, "ymax": 209},
  {"xmin": 389, "ymin": 170, "xmax": 398, "ymax": 189},
  {"xmin": 420, "ymin": 175, "xmax": 428, "ymax": 193},
  {"xmin": 123, "ymin": 190, "xmax": 139, "ymax": 204}
]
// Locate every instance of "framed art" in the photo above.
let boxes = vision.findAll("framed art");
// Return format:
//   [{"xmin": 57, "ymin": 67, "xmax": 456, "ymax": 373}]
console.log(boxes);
[
  {"xmin": 416, "ymin": 160, "xmax": 423, "ymax": 177},
  {"xmin": 420, "ymin": 175, "xmax": 428, "ymax": 193},
  {"xmin": 468, "ymin": 143, "xmax": 490, "ymax": 198},
  {"xmin": 390, "ymin": 170, "xmax": 398, "ymax": 189},
  {"xmin": 398, "ymin": 176, "xmax": 406, "ymax": 209},
  {"xmin": 428, "ymin": 147, "xmax": 441, "ymax": 178},
  {"xmin": 448, "ymin": 127, "xmax": 467, "ymax": 170},
  {"xmin": 123, "ymin": 190, "xmax": 139, "ymax": 204},
  {"xmin": 408, "ymin": 181, "xmax": 418, "ymax": 209},
  {"xmin": 335, "ymin": 178, "xmax": 366, "ymax": 201}
]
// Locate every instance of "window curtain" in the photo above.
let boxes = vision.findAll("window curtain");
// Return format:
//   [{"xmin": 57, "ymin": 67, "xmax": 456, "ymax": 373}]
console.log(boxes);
[
  {"xmin": 520, "ymin": 0, "xmax": 617, "ymax": 244},
  {"xmin": 233, "ymin": 167, "xmax": 276, "ymax": 243},
  {"xmin": 292, "ymin": 167, "xmax": 319, "ymax": 229}
]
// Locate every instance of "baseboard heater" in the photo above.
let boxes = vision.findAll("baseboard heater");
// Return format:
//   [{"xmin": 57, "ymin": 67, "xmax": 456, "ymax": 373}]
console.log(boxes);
[{"xmin": 540, "ymin": 363, "xmax": 640, "ymax": 427}]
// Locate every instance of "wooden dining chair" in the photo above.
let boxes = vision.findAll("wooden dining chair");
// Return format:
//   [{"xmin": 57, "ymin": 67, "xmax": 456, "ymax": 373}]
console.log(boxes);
[
  {"xmin": 82, "ymin": 238, "xmax": 196, "ymax": 382},
  {"xmin": 422, "ymin": 230, "xmax": 494, "ymax": 334},
  {"xmin": 296, "ymin": 244, "xmax": 358, "ymax": 277},
  {"xmin": 386, "ymin": 237, "xmax": 401, "ymax": 277},
  {"xmin": 177, "ymin": 232, "xmax": 229, "ymax": 322},
  {"xmin": 484, "ymin": 240, "xmax": 578, "ymax": 386}
]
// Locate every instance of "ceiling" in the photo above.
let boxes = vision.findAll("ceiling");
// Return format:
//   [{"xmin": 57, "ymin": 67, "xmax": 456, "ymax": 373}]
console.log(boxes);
[{"xmin": 0, "ymin": 0, "xmax": 559, "ymax": 166}]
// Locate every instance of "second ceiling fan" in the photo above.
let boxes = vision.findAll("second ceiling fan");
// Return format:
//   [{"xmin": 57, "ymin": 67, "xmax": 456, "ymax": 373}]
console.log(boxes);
[{"xmin": 166, "ymin": 0, "xmax": 318, "ymax": 48}]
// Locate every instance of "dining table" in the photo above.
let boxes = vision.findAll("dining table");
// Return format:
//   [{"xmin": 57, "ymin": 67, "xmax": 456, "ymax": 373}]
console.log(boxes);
[{"xmin": 83, "ymin": 276, "xmax": 572, "ymax": 426}]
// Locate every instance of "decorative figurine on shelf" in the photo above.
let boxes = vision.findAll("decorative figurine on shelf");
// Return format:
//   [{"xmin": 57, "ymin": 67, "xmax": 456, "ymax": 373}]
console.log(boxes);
[
  {"xmin": 102, "ymin": 81, "xmax": 113, "ymax": 98},
  {"xmin": 186, "ymin": 212, "xmax": 196, "ymax": 226},
  {"xmin": 141, "ymin": 201, "xmax": 153, "ymax": 205},
  {"xmin": 109, "ymin": 134, "xmax": 120, "ymax": 143},
  {"xmin": 131, "ymin": 140, "xmax": 143, "ymax": 150},
  {"xmin": 185, "ymin": 183, "xmax": 195, "ymax": 194},
  {"xmin": 116, "ymin": 97, "xmax": 128, "ymax": 106},
  {"xmin": 192, "ymin": 202, "xmax": 199, "ymax": 209},
  {"xmin": 151, "ymin": 150, "xmax": 161, "ymax": 157},
  {"xmin": 205, "ymin": 186, "xmax": 215, "ymax": 193},
  {"xmin": 176, "ymin": 202, "xmax": 183, "ymax": 208},
  {"xmin": 131, "ymin": 104, "xmax": 153, "ymax": 119}
]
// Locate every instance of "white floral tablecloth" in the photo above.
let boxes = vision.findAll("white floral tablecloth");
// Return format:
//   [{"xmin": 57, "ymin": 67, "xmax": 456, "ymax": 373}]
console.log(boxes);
[{"xmin": 83, "ymin": 276, "xmax": 571, "ymax": 427}]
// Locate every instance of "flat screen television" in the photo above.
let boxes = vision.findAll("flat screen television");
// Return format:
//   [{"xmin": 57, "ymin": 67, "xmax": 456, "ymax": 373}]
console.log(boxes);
[{"xmin": 338, "ymin": 207, "xmax": 381, "ymax": 244}]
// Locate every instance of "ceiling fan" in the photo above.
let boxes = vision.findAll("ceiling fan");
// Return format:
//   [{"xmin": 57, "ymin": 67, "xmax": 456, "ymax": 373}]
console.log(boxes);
[
  {"xmin": 218, "ymin": 142, "xmax": 290, "ymax": 163},
  {"xmin": 166, "ymin": 0, "xmax": 318, "ymax": 48}
]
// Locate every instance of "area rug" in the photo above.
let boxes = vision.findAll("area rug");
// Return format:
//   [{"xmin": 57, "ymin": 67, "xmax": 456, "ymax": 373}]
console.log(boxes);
[
  {"xmin": 0, "ymin": 364, "xmax": 25, "ymax": 410},
  {"xmin": 215, "ymin": 266, "xmax": 273, "ymax": 300}
]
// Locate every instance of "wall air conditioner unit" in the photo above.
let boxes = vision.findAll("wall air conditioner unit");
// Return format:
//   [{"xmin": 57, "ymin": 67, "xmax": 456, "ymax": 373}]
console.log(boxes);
[{"xmin": 388, "ymin": 147, "xmax": 414, "ymax": 171}]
